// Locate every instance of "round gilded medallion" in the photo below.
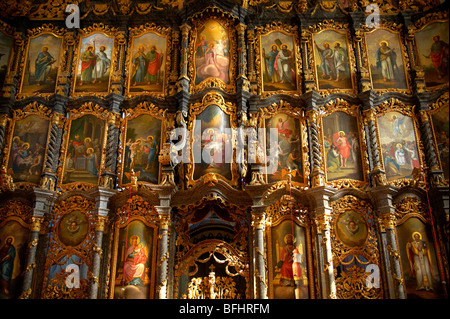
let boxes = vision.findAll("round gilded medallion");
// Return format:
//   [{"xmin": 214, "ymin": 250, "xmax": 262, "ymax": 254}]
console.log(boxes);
[
  {"xmin": 57, "ymin": 210, "xmax": 89, "ymax": 247},
  {"xmin": 335, "ymin": 210, "xmax": 368, "ymax": 247}
]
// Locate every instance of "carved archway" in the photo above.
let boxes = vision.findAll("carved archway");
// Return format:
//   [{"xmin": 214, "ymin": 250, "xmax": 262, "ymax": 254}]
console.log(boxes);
[{"xmin": 173, "ymin": 197, "xmax": 249, "ymax": 299}]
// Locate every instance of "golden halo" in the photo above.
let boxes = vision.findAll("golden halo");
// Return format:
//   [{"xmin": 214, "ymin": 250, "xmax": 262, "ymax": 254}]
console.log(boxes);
[
  {"xmin": 281, "ymin": 43, "xmax": 289, "ymax": 50},
  {"xmin": 86, "ymin": 147, "xmax": 94, "ymax": 154},
  {"xmin": 333, "ymin": 41, "xmax": 341, "ymax": 47},
  {"xmin": 130, "ymin": 235, "xmax": 140, "ymax": 244},
  {"xmin": 412, "ymin": 231, "xmax": 422, "ymax": 240},
  {"xmin": 84, "ymin": 137, "xmax": 91, "ymax": 143},
  {"xmin": 147, "ymin": 135, "xmax": 154, "ymax": 142},
  {"xmin": 99, "ymin": 45, "xmax": 106, "ymax": 51},
  {"xmin": 379, "ymin": 41, "xmax": 388, "ymax": 47},
  {"xmin": 271, "ymin": 44, "xmax": 279, "ymax": 50},
  {"xmin": 86, "ymin": 45, "xmax": 94, "ymax": 50},
  {"xmin": 284, "ymin": 233, "xmax": 295, "ymax": 244},
  {"xmin": 338, "ymin": 131, "xmax": 345, "ymax": 136},
  {"xmin": 41, "ymin": 46, "xmax": 49, "ymax": 51},
  {"xmin": 137, "ymin": 44, "xmax": 145, "ymax": 52},
  {"xmin": 22, "ymin": 142, "xmax": 30, "ymax": 150},
  {"xmin": 396, "ymin": 143, "xmax": 402, "ymax": 149},
  {"xmin": 4, "ymin": 236, "xmax": 15, "ymax": 245},
  {"xmin": 323, "ymin": 42, "xmax": 330, "ymax": 47}
]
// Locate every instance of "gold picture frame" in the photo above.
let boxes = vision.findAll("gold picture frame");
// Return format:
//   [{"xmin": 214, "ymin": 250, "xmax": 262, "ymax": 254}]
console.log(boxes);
[
  {"xmin": 427, "ymin": 92, "xmax": 449, "ymax": 182},
  {"xmin": 265, "ymin": 195, "xmax": 314, "ymax": 299},
  {"xmin": 124, "ymin": 23, "xmax": 172, "ymax": 98},
  {"xmin": 117, "ymin": 101, "xmax": 166, "ymax": 187},
  {"xmin": 188, "ymin": 10, "xmax": 237, "ymax": 94},
  {"xmin": 109, "ymin": 195, "xmax": 159, "ymax": 299},
  {"xmin": 186, "ymin": 91, "xmax": 239, "ymax": 188},
  {"xmin": 362, "ymin": 20, "xmax": 412, "ymax": 95},
  {"xmin": 57, "ymin": 102, "xmax": 111, "ymax": 192},
  {"xmin": 308, "ymin": 20, "xmax": 358, "ymax": 96},
  {"xmin": 16, "ymin": 24, "xmax": 67, "ymax": 99},
  {"xmin": 71, "ymin": 23, "xmax": 120, "ymax": 97},
  {"xmin": 257, "ymin": 100, "xmax": 310, "ymax": 186},
  {"xmin": 374, "ymin": 98, "xmax": 425, "ymax": 188},
  {"xmin": 318, "ymin": 99, "xmax": 370, "ymax": 190},
  {"xmin": 2, "ymin": 102, "xmax": 52, "ymax": 191},
  {"xmin": 412, "ymin": 12, "xmax": 449, "ymax": 92},
  {"xmin": 254, "ymin": 22, "xmax": 302, "ymax": 98}
]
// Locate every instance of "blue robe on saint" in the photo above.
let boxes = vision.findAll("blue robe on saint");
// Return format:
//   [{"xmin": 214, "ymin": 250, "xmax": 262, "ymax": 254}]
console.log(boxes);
[
  {"xmin": 0, "ymin": 244, "xmax": 16, "ymax": 283},
  {"xmin": 35, "ymin": 51, "xmax": 54, "ymax": 82},
  {"xmin": 132, "ymin": 53, "xmax": 148, "ymax": 83}
]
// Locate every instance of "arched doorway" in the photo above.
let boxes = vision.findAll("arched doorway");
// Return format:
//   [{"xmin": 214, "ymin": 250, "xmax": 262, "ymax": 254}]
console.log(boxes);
[{"xmin": 173, "ymin": 198, "xmax": 249, "ymax": 299}]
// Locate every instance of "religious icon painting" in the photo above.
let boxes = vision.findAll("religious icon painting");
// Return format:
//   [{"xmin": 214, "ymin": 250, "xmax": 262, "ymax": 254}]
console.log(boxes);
[
  {"xmin": 321, "ymin": 110, "xmax": 365, "ymax": 183},
  {"xmin": 257, "ymin": 25, "xmax": 301, "ymax": 96},
  {"xmin": 125, "ymin": 26, "xmax": 170, "ymax": 97},
  {"xmin": 312, "ymin": 29, "xmax": 355, "ymax": 92},
  {"xmin": 264, "ymin": 113, "xmax": 304, "ymax": 184},
  {"xmin": 186, "ymin": 92, "xmax": 238, "ymax": 187},
  {"xmin": 429, "ymin": 101, "xmax": 449, "ymax": 180},
  {"xmin": 120, "ymin": 111, "xmax": 162, "ymax": 186},
  {"xmin": 111, "ymin": 218, "xmax": 157, "ymax": 299},
  {"xmin": 189, "ymin": 13, "xmax": 236, "ymax": 94},
  {"xmin": 59, "ymin": 105, "xmax": 107, "ymax": 188},
  {"xmin": 73, "ymin": 30, "xmax": 115, "ymax": 96},
  {"xmin": 0, "ymin": 24, "xmax": 14, "ymax": 90},
  {"xmin": 268, "ymin": 219, "xmax": 309, "ymax": 299},
  {"xmin": 377, "ymin": 111, "xmax": 421, "ymax": 181},
  {"xmin": 396, "ymin": 217, "xmax": 443, "ymax": 298},
  {"xmin": 5, "ymin": 112, "xmax": 50, "ymax": 185},
  {"xmin": 414, "ymin": 20, "xmax": 449, "ymax": 90},
  {"xmin": 57, "ymin": 210, "xmax": 89, "ymax": 247},
  {"xmin": 335, "ymin": 210, "xmax": 368, "ymax": 247},
  {"xmin": 18, "ymin": 29, "xmax": 64, "ymax": 97},
  {"xmin": 364, "ymin": 28, "xmax": 410, "ymax": 92},
  {"xmin": 0, "ymin": 219, "xmax": 30, "ymax": 299},
  {"xmin": 192, "ymin": 104, "xmax": 233, "ymax": 182}
]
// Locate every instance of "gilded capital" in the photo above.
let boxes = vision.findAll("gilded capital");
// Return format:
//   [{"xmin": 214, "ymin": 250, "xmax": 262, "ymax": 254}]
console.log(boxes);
[
  {"xmin": 158, "ymin": 213, "xmax": 171, "ymax": 229},
  {"xmin": 31, "ymin": 216, "xmax": 44, "ymax": 232}
]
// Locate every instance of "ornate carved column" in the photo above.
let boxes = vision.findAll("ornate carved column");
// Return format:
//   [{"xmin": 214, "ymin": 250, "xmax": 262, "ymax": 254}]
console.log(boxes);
[
  {"xmin": 176, "ymin": 23, "xmax": 191, "ymax": 115},
  {"xmin": 40, "ymin": 109, "xmax": 65, "ymax": 191},
  {"xmin": 100, "ymin": 101, "xmax": 123, "ymax": 189},
  {"xmin": 372, "ymin": 186, "xmax": 406, "ymax": 299},
  {"xmin": 309, "ymin": 187, "xmax": 336, "ymax": 299},
  {"xmin": 235, "ymin": 22, "xmax": 251, "ymax": 117},
  {"xmin": 155, "ymin": 206, "xmax": 171, "ymax": 299},
  {"xmin": 305, "ymin": 95, "xmax": 326, "ymax": 188},
  {"xmin": 20, "ymin": 188, "xmax": 56, "ymax": 299},
  {"xmin": 0, "ymin": 114, "xmax": 9, "ymax": 165},
  {"xmin": 418, "ymin": 109, "xmax": 445, "ymax": 187},
  {"xmin": 88, "ymin": 187, "xmax": 115, "ymax": 299},
  {"xmin": 362, "ymin": 102, "xmax": 387, "ymax": 187},
  {"xmin": 251, "ymin": 206, "xmax": 267, "ymax": 299}
]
